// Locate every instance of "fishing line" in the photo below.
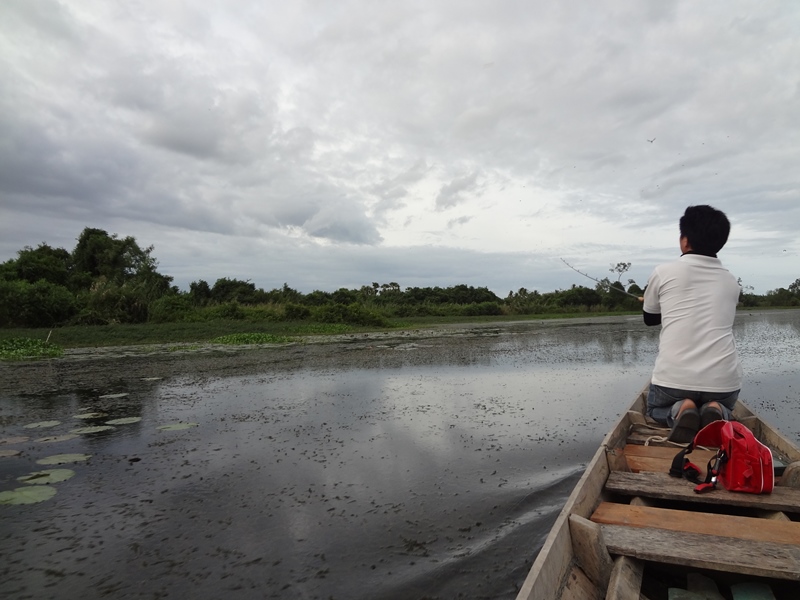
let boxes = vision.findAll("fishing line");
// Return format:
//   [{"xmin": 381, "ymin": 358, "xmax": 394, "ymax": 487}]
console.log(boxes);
[{"xmin": 559, "ymin": 258, "xmax": 643, "ymax": 300}]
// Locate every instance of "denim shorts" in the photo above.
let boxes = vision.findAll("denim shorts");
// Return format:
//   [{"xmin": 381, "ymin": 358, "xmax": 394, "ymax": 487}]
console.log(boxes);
[{"xmin": 646, "ymin": 384, "xmax": 739, "ymax": 426}]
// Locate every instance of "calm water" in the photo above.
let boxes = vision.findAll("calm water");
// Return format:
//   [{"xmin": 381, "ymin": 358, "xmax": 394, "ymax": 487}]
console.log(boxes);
[{"xmin": 1, "ymin": 311, "xmax": 798, "ymax": 599}]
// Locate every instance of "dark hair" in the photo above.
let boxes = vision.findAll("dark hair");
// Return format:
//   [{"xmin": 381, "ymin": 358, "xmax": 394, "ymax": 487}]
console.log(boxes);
[{"xmin": 679, "ymin": 205, "xmax": 730, "ymax": 255}]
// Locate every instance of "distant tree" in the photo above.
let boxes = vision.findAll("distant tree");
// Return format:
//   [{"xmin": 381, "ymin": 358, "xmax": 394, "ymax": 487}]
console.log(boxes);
[
  {"xmin": 9, "ymin": 244, "xmax": 73, "ymax": 287},
  {"xmin": 610, "ymin": 262, "xmax": 631, "ymax": 282},
  {"xmin": 211, "ymin": 278, "xmax": 257, "ymax": 304},
  {"xmin": 189, "ymin": 280, "xmax": 212, "ymax": 306}
]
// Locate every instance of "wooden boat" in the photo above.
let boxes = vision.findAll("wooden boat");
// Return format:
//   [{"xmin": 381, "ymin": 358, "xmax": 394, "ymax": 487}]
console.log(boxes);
[{"xmin": 515, "ymin": 384, "xmax": 800, "ymax": 600}]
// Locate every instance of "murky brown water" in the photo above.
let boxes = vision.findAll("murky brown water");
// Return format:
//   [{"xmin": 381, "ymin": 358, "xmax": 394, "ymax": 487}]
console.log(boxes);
[{"xmin": 1, "ymin": 311, "xmax": 798, "ymax": 599}]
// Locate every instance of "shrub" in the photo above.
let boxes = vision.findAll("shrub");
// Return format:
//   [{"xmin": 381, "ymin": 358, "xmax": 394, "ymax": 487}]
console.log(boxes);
[
  {"xmin": 0, "ymin": 279, "xmax": 76, "ymax": 328},
  {"xmin": 284, "ymin": 302, "xmax": 312, "ymax": 320},
  {"xmin": 149, "ymin": 295, "xmax": 193, "ymax": 323},
  {"xmin": 311, "ymin": 303, "xmax": 389, "ymax": 327}
]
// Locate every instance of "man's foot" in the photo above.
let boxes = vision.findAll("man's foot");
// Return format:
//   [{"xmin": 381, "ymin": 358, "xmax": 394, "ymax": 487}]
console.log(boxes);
[
  {"xmin": 700, "ymin": 402, "xmax": 725, "ymax": 428},
  {"xmin": 668, "ymin": 399, "xmax": 700, "ymax": 443}
]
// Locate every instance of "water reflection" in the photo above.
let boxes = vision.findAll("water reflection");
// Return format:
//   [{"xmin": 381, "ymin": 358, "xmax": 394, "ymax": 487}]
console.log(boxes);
[{"xmin": 1, "ymin": 312, "xmax": 798, "ymax": 599}]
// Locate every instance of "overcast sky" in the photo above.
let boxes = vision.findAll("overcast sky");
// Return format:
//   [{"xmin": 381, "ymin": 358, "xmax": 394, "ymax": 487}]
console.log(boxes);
[{"xmin": 2, "ymin": 1, "xmax": 798, "ymax": 295}]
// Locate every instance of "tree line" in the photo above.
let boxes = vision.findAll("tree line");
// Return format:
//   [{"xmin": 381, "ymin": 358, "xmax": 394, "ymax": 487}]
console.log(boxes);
[{"xmin": 1, "ymin": 228, "xmax": 798, "ymax": 329}]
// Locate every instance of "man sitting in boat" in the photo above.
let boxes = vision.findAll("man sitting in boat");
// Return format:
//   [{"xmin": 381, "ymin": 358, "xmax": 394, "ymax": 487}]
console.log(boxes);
[{"xmin": 642, "ymin": 205, "xmax": 743, "ymax": 443}]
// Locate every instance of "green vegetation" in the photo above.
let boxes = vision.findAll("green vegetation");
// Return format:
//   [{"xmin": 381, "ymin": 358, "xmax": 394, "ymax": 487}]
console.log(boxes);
[
  {"xmin": 210, "ymin": 333, "xmax": 295, "ymax": 345},
  {"xmin": 0, "ymin": 337, "xmax": 64, "ymax": 360},
  {"xmin": 1, "ymin": 227, "xmax": 798, "ymax": 352}
]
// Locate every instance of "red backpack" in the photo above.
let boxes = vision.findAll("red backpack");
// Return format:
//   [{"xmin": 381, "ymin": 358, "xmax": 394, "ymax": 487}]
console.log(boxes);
[{"xmin": 670, "ymin": 420, "xmax": 774, "ymax": 494}]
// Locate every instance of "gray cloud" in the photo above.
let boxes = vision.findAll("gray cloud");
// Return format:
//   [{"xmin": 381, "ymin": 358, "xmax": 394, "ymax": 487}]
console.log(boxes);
[{"xmin": 1, "ymin": 0, "xmax": 799, "ymax": 295}]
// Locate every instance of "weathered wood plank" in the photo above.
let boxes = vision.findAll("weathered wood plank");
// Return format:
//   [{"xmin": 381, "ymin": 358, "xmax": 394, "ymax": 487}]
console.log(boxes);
[
  {"xmin": 605, "ymin": 471, "xmax": 800, "ymax": 513},
  {"xmin": 605, "ymin": 555, "xmax": 644, "ymax": 600},
  {"xmin": 560, "ymin": 564, "xmax": 604, "ymax": 600},
  {"xmin": 623, "ymin": 444, "xmax": 717, "ymax": 475},
  {"xmin": 600, "ymin": 525, "xmax": 800, "ymax": 581},
  {"xmin": 591, "ymin": 502, "xmax": 800, "ymax": 546},
  {"xmin": 568, "ymin": 515, "xmax": 612, "ymax": 590},
  {"xmin": 779, "ymin": 461, "xmax": 800, "ymax": 488}
]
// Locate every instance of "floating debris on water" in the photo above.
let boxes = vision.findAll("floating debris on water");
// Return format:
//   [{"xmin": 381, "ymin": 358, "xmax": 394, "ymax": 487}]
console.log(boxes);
[
  {"xmin": 35, "ymin": 434, "xmax": 79, "ymax": 443},
  {"xmin": 0, "ymin": 437, "xmax": 29, "ymax": 445},
  {"xmin": 73, "ymin": 412, "xmax": 108, "ymax": 420},
  {"xmin": 22, "ymin": 421, "xmax": 61, "ymax": 429},
  {"xmin": 71, "ymin": 426, "xmax": 115, "ymax": 434},
  {"xmin": 105, "ymin": 417, "xmax": 142, "ymax": 425},
  {"xmin": 36, "ymin": 453, "xmax": 92, "ymax": 465},
  {"xmin": 0, "ymin": 486, "xmax": 57, "ymax": 505},
  {"xmin": 157, "ymin": 423, "xmax": 199, "ymax": 431},
  {"xmin": 17, "ymin": 469, "xmax": 76, "ymax": 485}
]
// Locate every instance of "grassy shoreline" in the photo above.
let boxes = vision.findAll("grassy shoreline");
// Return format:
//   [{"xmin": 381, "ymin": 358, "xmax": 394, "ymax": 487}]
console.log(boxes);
[
  {"xmin": 2, "ymin": 307, "xmax": 795, "ymax": 351},
  {"xmin": 0, "ymin": 311, "xmax": 643, "ymax": 349}
]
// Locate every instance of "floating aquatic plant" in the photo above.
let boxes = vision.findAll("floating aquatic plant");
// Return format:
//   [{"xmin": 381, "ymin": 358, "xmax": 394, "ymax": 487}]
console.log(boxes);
[
  {"xmin": 0, "ymin": 486, "xmax": 57, "ymax": 505},
  {"xmin": 99, "ymin": 393, "xmax": 129, "ymax": 399},
  {"xmin": 71, "ymin": 426, "xmax": 114, "ymax": 434},
  {"xmin": 0, "ymin": 338, "xmax": 63, "ymax": 361},
  {"xmin": 105, "ymin": 417, "xmax": 142, "ymax": 425},
  {"xmin": 157, "ymin": 423, "xmax": 198, "ymax": 431},
  {"xmin": 35, "ymin": 434, "xmax": 79, "ymax": 443},
  {"xmin": 23, "ymin": 421, "xmax": 61, "ymax": 429},
  {"xmin": 210, "ymin": 333, "xmax": 294, "ymax": 345},
  {"xmin": 36, "ymin": 453, "xmax": 91, "ymax": 465},
  {"xmin": 73, "ymin": 412, "xmax": 107, "ymax": 420},
  {"xmin": 0, "ymin": 436, "xmax": 29, "ymax": 445},
  {"xmin": 17, "ymin": 469, "xmax": 75, "ymax": 485},
  {"xmin": 0, "ymin": 449, "xmax": 21, "ymax": 458}
]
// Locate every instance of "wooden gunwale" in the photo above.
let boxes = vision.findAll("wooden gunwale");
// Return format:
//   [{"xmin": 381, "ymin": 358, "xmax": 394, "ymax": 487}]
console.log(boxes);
[{"xmin": 514, "ymin": 384, "xmax": 800, "ymax": 600}]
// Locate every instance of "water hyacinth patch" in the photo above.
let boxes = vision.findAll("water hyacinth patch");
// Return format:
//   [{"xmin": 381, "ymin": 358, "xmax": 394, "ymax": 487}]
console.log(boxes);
[
  {"xmin": 157, "ymin": 423, "xmax": 198, "ymax": 431},
  {"xmin": 23, "ymin": 421, "xmax": 61, "ymax": 429},
  {"xmin": 210, "ymin": 333, "xmax": 294, "ymax": 345},
  {"xmin": 71, "ymin": 426, "xmax": 114, "ymax": 434},
  {"xmin": 0, "ymin": 486, "xmax": 57, "ymax": 505},
  {"xmin": 105, "ymin": 417, "xmax": 142, "ymax": 425},
  {"xmin": 0, "ymin": 338, "xmax": 63, "ymax": 361},
  {"xmin": 17, "ymin": 469, "xmax": 75, "ymax": 485},
  {"xmin": 36, "ymin": 454, "xmax": 91, "ymax": 465}
]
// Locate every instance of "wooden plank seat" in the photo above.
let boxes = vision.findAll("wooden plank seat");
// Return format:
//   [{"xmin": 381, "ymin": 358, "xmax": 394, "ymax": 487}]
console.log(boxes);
[
  {"xmin": 605, "ymin": 471, "xmax": 800, "ymax": 513},
  {"xmin": 590, "ymin": 502, "xmax": 800, "ymax": 581},
  {"xmin": 623, "ymin": 443, "xmax": 717, "ymax": 474}
]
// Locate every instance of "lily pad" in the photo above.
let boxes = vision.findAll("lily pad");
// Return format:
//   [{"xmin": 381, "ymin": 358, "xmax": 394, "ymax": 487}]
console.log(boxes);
[
  {"xmin": 0, "ymin": 436, "xmax": 29, "ymax": 445},
  {"xmin": 105, "ymin": 417, "xmax": 142, "ymax": 425},
  {"xmin": 71, "ymin": 426, "xmax": 114, "ymax": 434},
  {"xmin": 35, "ymin": 434, "xmax": 79, "ymax": 443},
  {"xmin": 0, "ymin": 486, "xmax": 57, "ymax": 505},
  {"xmin": 157, "ymin": 422, "xmax": 199, "ymax": 431},
  {"xmin": 17, "ymin": 469, "xmax": 75, "ymax": 485},
  {"xmin": 36, "ymin": 453, "xmax": 91, "ymax": 465},
  {"xmin": 0, "ymin": 449, "xmax": 21, "ymax": 458},
  {"xmin": 99, "ymin": 393, "xmax": 129, "ymax": 399},
  {"xmin": 73, "ymin": 412, "xmax": 107, "ymax": 420},
  {"xmin": 23, "ymin": 421, "xmax": 61, "ymax": 429}
]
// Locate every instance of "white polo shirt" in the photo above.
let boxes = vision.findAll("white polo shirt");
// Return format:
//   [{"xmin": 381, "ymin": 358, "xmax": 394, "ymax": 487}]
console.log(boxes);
[{"xmin": 643, "ymin": 254, "xmax": 742, "ymax": 392}]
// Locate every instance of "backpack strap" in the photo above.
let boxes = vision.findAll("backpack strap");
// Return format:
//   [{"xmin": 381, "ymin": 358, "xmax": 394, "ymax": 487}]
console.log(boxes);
[
  {"xmin": 694, "ymin": 449, "xmax": 728, "ymax": 494},
  {"xmin": 669, "ymin": 443, "xmax": 703, "ymax": 483}
]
